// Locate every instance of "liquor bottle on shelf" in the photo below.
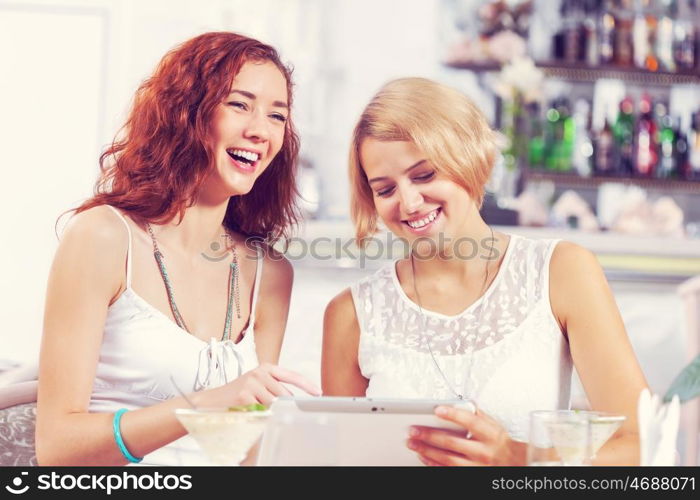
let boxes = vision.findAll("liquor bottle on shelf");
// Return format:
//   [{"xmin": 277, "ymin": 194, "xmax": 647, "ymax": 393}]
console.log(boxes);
[
  {"xmin": 527, "ymin": 102, "xmax": 545, "ymax": 169},
  {"xmin": 635, "ymin": 93, "xmax": 658, "ymax": 177},
  {"xmin": 656, "ymin": 102, "xmax": 676, "ymax": 178},
  {"xmin": 594, "ymin": 118, "xmax": 616, "ymax": 175},
  {"xmin": 615, "ymin": 2, "xmax": 634, "ymax": 66},
  {"xmin": 561, "ymin": 99, "xmax": 575, "ymax": 172},
  {"xmin": 565, "ymin": 0, "xmax": 584, "ymax": 63},
  {"xmin": 548, "ymin": 98, "xmax": 574, "ymax": 172},
  {"xmin": 675, "ymin": 117, "xmax": 690, "ymax": 179},
  {"xmin": 599, "ymin": 0, "xmax": 617, "ymax": 64},
  {"xmin": 544, "ymin": 99, "xmax": 560, "ymax": 170},
  {"xmin": 674, "ymin": 0, "xmax": 697, "ymax": 70},
  {"xmin": 572, "ymin": 99, "xmax": 594, "ymax": 177},
  {"xmin": 656, "ymin": 2, "xmax": 676, "ymax": 72},
  {"xmin": 584, "ymin": 0, "xmax": 601, "ymax": 66},
  {"xmin": 644, "ymin": 3, "xmax": 659, "ymax": 71},
  {"xmin": 543, "ymin": 99, "xmax": 558, "ymax": 170},
  {"xmin": 632, "ymin": 0, "xmax": 649, "ymax": 68},
  {"xmin": 552, "ymin": 0, "xmax": 586, "ymax": 63},
  {"xmin": 613, "ymin": 96, "xmax": 636, "ymax": 176},
  {"xmin": 544, "ymin": 98, "xmax": 573, "ymax": 172},
  {"xmin": 552, "ymin": 0, "xmax": 568, "ymax": 61},
  {"xmin": 688, "ymin": 112, "xmax": 700, "ymax": 181}
]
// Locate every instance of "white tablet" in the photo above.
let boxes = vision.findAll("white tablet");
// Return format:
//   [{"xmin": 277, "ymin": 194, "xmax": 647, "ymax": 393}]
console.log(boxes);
[{"xmin": 256, "ymin": 396, "xmax": 475, "ymax": 466}]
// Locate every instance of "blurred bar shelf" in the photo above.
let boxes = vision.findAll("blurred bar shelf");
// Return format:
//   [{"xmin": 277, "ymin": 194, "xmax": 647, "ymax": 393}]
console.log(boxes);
[
  {"xmin": 444, "ymin": 61, "xmax": 501, "ymax": 72},
  {"xmin": 537, "ymin": 61, "xmax": 700, "ymax": 87},
  {"xmin": 445, "ymin": 60, "xmax": 700, "ymax": 86},
  {"xmin": 523, "ymin": 170, "xmax": 700, "ymax": 194}
]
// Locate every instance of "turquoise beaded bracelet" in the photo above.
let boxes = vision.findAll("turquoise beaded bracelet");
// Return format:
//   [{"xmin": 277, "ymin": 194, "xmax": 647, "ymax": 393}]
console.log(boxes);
[{"xmin": 112, "ymin": 408, "xmax": 143, "ymax": 463}]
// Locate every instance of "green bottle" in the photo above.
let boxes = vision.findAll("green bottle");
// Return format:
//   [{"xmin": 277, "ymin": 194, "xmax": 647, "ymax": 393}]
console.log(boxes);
[
  {"xmin": 656, "ymin": 102, "xmax": 676, "ymax": 179},
  {"xmin": 527, "ymin": 102, "xmax": 545, "ymax": 169},
  {"xmin": 544, "ymin": 99, "xmax": 566, "ymax": 171},
  {"xmin": 546, "ymin": 98, "xmax": 574, "ymax": 172},
  {"xmin": 613, "ymin": 97, "xmax": 635, "ymax": 177},
  {"xmin": 559, "ymin": 99, "xmax": 575, "ymax": 172}
]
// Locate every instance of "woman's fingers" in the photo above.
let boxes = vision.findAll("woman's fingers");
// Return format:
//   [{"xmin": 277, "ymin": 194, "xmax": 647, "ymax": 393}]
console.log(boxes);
[
  {"xmin": 417, "ymin": 454, "xmax": 441, "ymax": 467},
  {"xmin": 266, "ymin": 365, "xmax": 322, "ymax": 396},
  {"xmin": 233, "ymin": 365, "xmax": 320, "ymax": 406},
  {"xmin": 259, "ymin": 372, "xmax": 294, "ymax": 398},
  {"xmin": 229, "ymin": 389, "xmax": 262, "ymax": 406},
  {"xmin": 230, "ymin": 376, "xmax": 273, "ymax": 406},
  {"xmin": 418, "ymin": 406, "xmax": 520, "ymax": 465},
  {"xmin": 410, "ymin": 426, "xmax": 467, "ymax": 452},
  {"xmin": 407, "ymin": 438, "xmax": 481, "ymax": 466},
  {"xmin": 409, "ymin": 426, "xmax": 491, "ymax": 463},
  {"xmin": 434, "ymin": 405, "xmax": 499, "ymax": 442},
  {"xmin": 253, "ymin": 390, "xmax": 277, "ymax": 406}
]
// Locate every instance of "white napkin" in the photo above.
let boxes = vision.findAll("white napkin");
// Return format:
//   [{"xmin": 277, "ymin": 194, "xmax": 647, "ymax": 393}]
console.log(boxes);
[{"xmin": 637, "ymin": 388, "xmax": 680, "ymax": 466}]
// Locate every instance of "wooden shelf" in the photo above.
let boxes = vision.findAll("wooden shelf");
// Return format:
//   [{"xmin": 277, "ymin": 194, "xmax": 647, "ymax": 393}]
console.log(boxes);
[
  {"xmin": 444, "ymin": 60, "xmax": 700, "ymax": 86},
  {"xmin": 444, "ymin": 61, "xmax": 501, "ymax": 72},
  {"xmin": 537, "ymin": 61, "xmax": 700, "ymax": 87},
  {"xmin": 523, "ymin": 170, "xmax": 700, "ymax": 194}
]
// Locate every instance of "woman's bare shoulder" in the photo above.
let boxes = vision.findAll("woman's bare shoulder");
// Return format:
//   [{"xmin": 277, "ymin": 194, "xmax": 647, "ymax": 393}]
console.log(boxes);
[
  {"xmin": 550, "ymin": 240, "xmax": 601, "ymax": 282},
  {"xmin": 325, "ymin": 288, "xmax": 356, "ymax": 323},
  {"xmin": 61, "ymin": 205, "xmax": 129, "ymax": 245},
  {"xmin": 248, "ymin": 240, "xmax": 294, "ymax": 283},
  {"xmin": 549, "ymin": 240, "xmax": 608, "ymax": 331},
  {"xmin": 56, "ymin": 205, "xmax": 130, "ymax": 287}
]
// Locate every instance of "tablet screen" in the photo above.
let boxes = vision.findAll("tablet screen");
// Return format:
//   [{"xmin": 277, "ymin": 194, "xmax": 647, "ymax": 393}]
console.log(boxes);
[
  {"xmin": 257, "ymin": 397, "xmax": 475, "ymax": 466},
  {"xmin": 293, "ymin": 396, "xmax": 475, "ymax": 414}
]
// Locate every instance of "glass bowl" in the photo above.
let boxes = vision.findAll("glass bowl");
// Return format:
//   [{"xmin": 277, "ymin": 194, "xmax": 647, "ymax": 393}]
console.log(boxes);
[{"xmin": 175, "ymin": 407, "xmax": 271, "ymax": 465}]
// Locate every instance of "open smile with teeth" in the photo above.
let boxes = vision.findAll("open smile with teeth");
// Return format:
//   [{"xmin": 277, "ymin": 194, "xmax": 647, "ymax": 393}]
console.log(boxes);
[
  {"xmin": 404, "ymin": 208, "xmax": 441, "ymax": 229},
  {"xmin": 226, "ymin": 148, "xmax": 260, "ymax": 166}
]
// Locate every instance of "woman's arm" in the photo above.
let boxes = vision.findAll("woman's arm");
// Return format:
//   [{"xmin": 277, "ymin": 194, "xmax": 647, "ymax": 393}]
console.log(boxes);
[
  {"xmin": 37, "ymin": 206, "xmax": 191, "ymax": 465},
  {"xmin": 550, "ymin": 241, "xmax": 648, "ymax": 465},
  {"xmin": 321, "ymin": 289, "xmax": 368, "ymax": 396}
]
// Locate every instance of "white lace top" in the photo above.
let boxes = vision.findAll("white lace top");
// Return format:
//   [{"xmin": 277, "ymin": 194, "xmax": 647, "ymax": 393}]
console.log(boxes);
[{"xmin": 351, "ymin": 233, "xmax": 572, "ymax": 441}]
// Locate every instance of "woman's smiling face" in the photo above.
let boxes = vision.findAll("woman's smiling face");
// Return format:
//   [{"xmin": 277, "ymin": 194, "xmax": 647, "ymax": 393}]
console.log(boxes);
[
  {"xmin": 360, "ymin": 139, "xmax": 476, "ymax": 247},
  {"xmin": 204, "ymin": 60, "xmax": 289, "ymax": 199}
]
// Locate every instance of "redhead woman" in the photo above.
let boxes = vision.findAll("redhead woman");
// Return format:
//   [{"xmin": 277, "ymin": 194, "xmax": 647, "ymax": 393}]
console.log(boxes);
[
  {"xmin": 36, "ymin": 32, "xmax": 319, "ymax": 466},
  {"xmin": 322, "ymin": 78, "xmax": 648, "ymax": 466}
]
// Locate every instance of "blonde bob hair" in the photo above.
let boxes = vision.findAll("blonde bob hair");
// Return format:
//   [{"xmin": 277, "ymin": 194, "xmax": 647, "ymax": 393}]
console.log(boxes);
[{"xmin": 349, "ymin": 77, "xmax": 498, "ymax": 246}]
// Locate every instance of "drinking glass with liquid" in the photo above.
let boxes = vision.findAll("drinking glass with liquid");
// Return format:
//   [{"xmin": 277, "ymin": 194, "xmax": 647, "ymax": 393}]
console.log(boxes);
[{"xmin": 527, "ymin": 410, "xmax": 592, "ymax": 466}]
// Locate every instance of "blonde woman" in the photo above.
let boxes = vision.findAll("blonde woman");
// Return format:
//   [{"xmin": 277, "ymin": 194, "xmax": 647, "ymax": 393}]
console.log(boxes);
[{"xmin": 322, "ymin": 78, "xmax": 648, "ymax": 466}]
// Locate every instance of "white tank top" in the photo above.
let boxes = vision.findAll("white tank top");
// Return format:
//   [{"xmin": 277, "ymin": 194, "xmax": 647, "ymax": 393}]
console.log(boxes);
[
  {"xmin": 88, "ymin": 206, "xmax": 262, "ymax": 464},
  {"xmin": 351, "ymin": 233, "xmax": 572, "ymax": 442}
]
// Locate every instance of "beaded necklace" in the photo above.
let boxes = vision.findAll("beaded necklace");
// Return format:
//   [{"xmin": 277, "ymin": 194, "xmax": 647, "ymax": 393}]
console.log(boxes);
[{"xmin": 146, "ymin": 223, "xmax": 241, "ymax": 342}]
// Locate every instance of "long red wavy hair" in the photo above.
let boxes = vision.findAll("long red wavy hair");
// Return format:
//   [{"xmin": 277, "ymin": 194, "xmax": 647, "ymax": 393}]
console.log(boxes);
[{"xmin": 76, "ymin": 32, "xmax": 300, "ymax": 240}]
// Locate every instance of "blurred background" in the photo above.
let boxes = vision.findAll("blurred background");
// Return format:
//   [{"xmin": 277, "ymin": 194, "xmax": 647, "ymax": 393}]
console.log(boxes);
[{"xmin": 1, "ymin": 0, "xmax": 699, "ymax": 460}]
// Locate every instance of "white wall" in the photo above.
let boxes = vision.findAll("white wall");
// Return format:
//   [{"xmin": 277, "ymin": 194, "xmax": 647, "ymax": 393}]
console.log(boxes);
[
  {"xmin": 1, "ymin": 1, "xmax": 107, "ymax": 363},
  {"xmin": 0, "ymin": 0, "xmax": 459, "ymax": 363},
  {"xmin": 220, "ymin": 0, "xmax": 450, "ymax": 217},
  {"xmin": 0, "ymin": 0, "xmax": 229, "ymax": 363}
]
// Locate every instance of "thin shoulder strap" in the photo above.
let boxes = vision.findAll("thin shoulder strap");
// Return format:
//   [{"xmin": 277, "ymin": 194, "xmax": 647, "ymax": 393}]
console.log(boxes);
[
  {"xmin": 247, "ymin": 243, "xmax": 264, "ymax": 331},
  {"xmin": 106, "ymin": 205, "xmax": 133, "ymax": 288}
]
